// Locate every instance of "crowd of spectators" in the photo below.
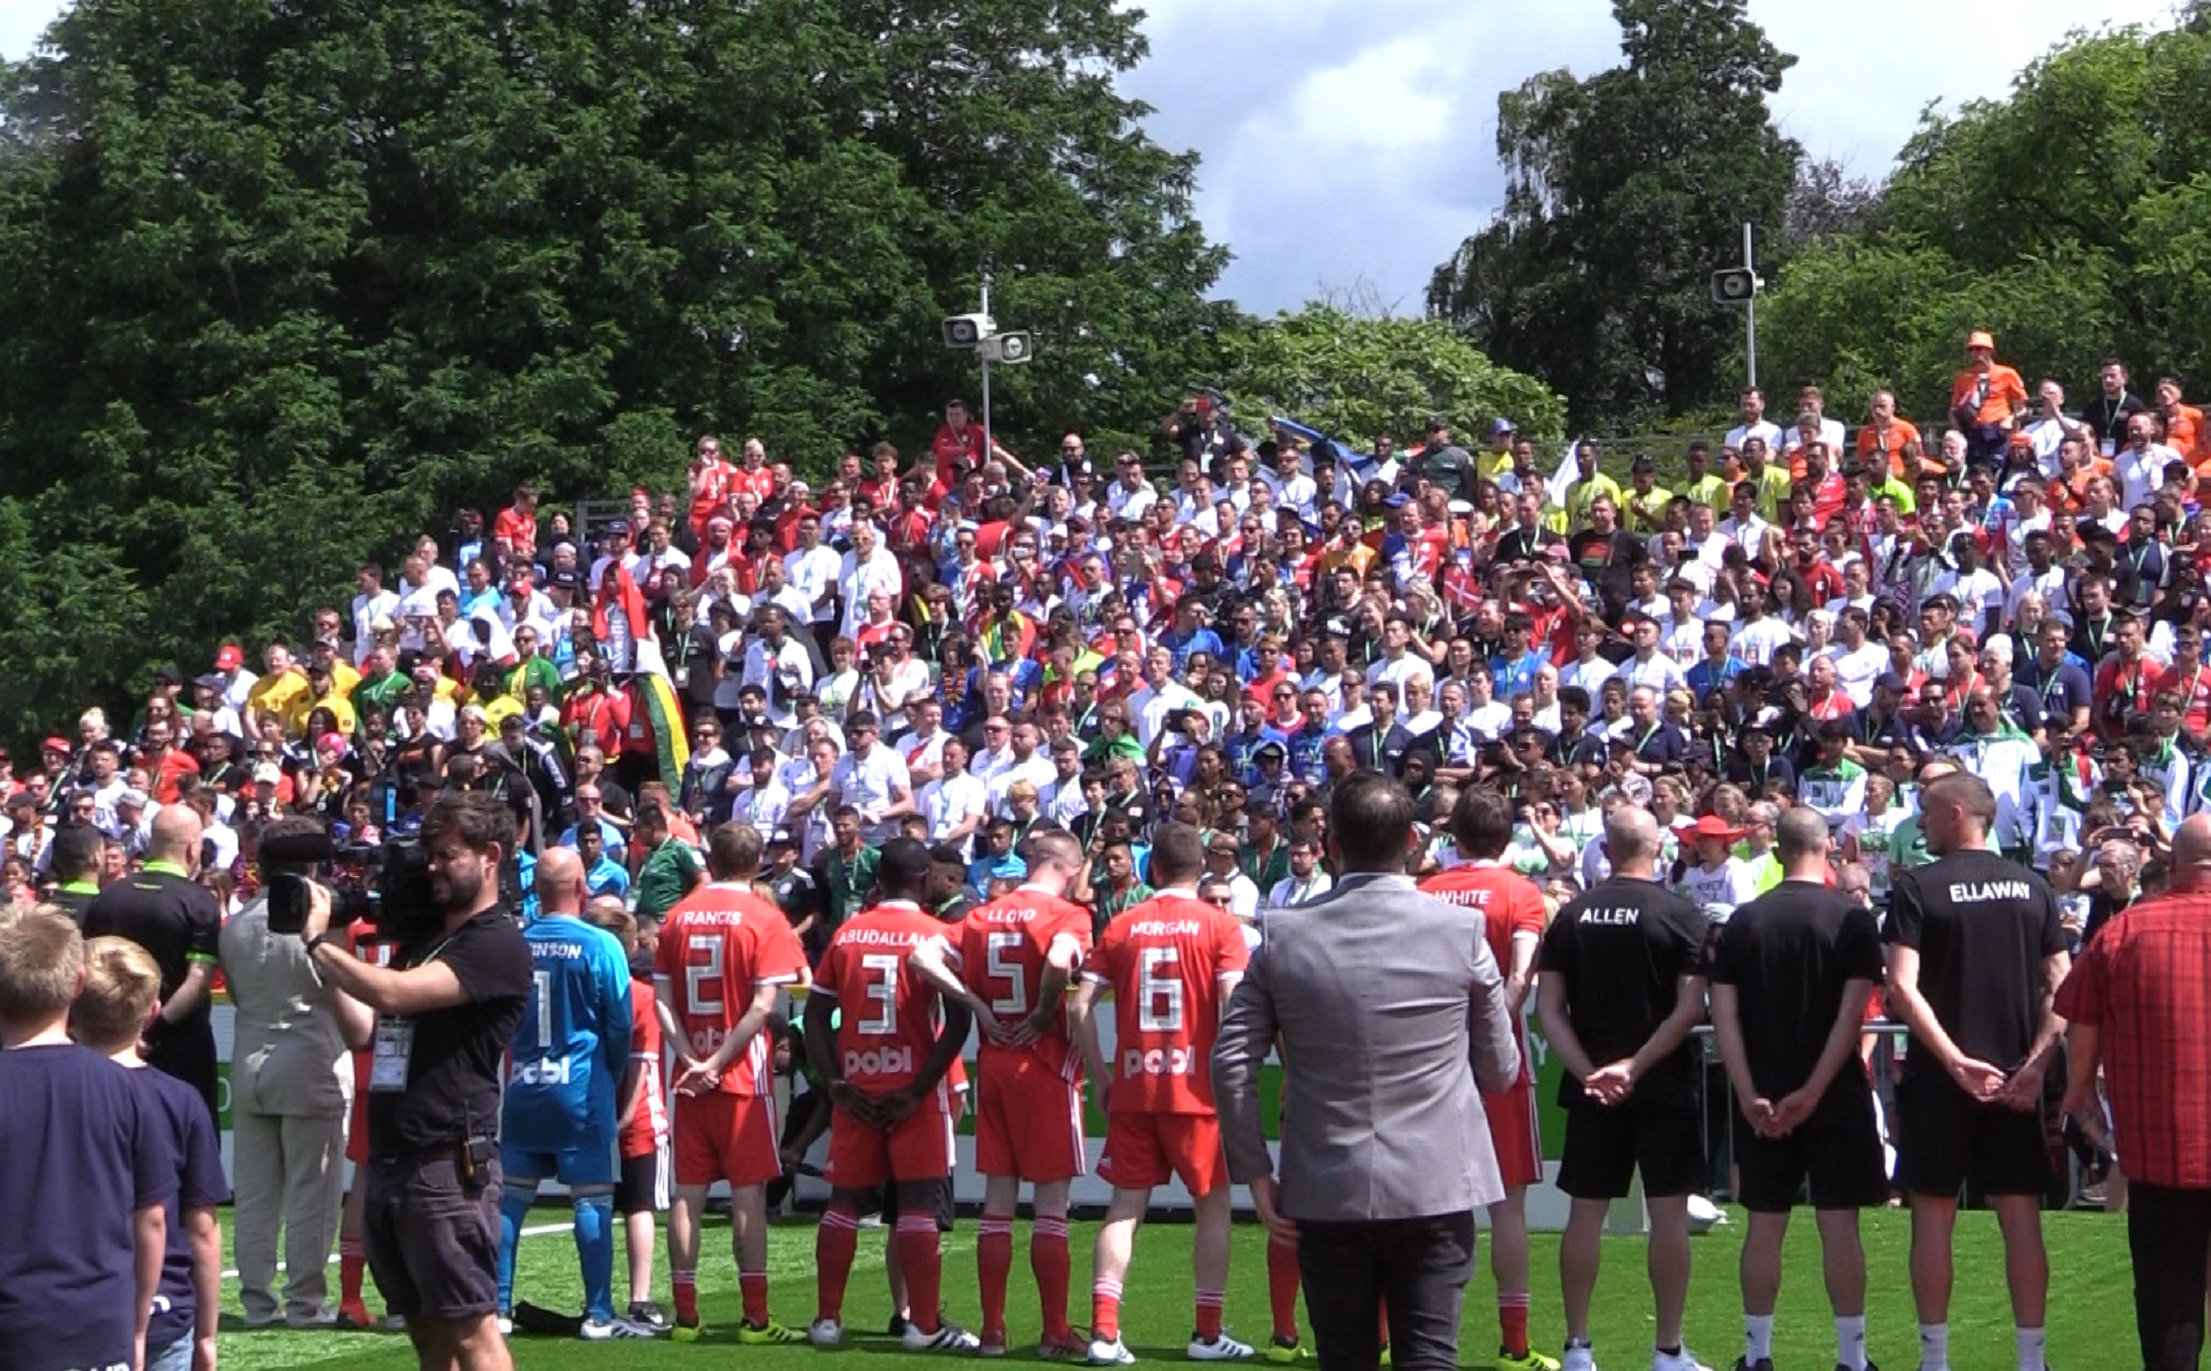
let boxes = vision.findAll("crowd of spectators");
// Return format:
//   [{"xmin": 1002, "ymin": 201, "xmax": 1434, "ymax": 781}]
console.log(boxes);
[{"xmin": 1, "ymin": 341, "xmax": 2199, "ymax": 952}]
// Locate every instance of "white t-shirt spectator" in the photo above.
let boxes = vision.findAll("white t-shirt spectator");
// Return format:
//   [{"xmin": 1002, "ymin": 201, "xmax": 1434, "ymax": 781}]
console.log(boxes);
[
  {"xmin": 831, "ymin": 745, "xmax": 911, "ymax": 843},
  {"xmin": 919, "ymin": 773, "xmax": 988, "ymax": 858}
]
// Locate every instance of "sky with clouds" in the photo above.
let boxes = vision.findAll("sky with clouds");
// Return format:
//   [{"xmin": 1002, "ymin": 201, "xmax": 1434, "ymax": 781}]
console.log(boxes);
[{"xmin": 2, "ymin": 0, "xmax": 2180, "ymax": 314}]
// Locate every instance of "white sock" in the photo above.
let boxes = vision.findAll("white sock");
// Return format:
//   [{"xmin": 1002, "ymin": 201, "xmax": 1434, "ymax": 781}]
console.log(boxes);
[
  {"xmin": 1743, "ymin": 1314, "xmax": 1774, "ymax": 1363},
  {"xmin": 2017, "ymin": 1326, "xmax": 2045, "ymax": 1371},
  {"xmin": 1835, "ymin": 1315, "xmax": 1867, "ymax": 1371},
  {"xmin": 1920, "ymin": 1322, "xmax": 1950, "ymax": 1371}
]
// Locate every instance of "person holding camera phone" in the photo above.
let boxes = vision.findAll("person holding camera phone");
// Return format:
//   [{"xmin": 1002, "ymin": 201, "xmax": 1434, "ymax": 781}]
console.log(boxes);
[{"xmin": 300, "ymin": 792, "xmax": 532, "ymax": 1371}]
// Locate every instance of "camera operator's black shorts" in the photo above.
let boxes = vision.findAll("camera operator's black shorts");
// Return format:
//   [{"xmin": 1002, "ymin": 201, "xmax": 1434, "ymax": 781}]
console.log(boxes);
[
  {"xmin": 1732, "ymin": 1117, "xmax": 1888, "ymax": 1212},
  {"xmin": 1895, "ymin": 1074, "xmax": 2050, "ymax": 1198},
  {"xmin": 1557, "ymin": 1097, "xmax": 1705, "ymax": 1200},
  {"xmin": 363, "ymin": 1152, "xmax": 503, "ymax": 1320}
]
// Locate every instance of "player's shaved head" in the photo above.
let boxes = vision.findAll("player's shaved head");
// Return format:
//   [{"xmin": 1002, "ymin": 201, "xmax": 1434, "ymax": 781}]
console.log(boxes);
[
  {"xmin": 535, "ymin": 846, "xmax": 585, "ymax": 913},
  {"xmin": 1603, "ymin": 806, "xmax": 1661, "ymax": 866},
  {"xmin": 148, "ymin": 804, "xmax": 202, "ymax": 866},
  {"xmin": 1020, "ymin": 828, "xmax": 1082, "ymax": 891},
  {"xmin": 708, "ymin": 822, "xmax": 765, "ymax": 881},
  {"xmin": 2171, "ymin": 814, "xmax": 2211, "ymax": 892},
  {"xmin": 1775, "ymin": 807, "xmax": 1830, "ymax": 862}
]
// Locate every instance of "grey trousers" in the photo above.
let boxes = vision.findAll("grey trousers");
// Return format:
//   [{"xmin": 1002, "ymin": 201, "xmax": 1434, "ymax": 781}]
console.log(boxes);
[
  {"xmin": 231, "ymin": 1109, "xmax": 348, "ymax": 1322},
  {"xmin": 1296, "ymin": 1211, "xmax": 1476, "ymax": 1371}
]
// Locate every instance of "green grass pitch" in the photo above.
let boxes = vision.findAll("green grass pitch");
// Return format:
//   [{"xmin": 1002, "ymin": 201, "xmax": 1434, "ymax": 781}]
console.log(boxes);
[{"xmin": 212, "ymin": 1207, "xmax": 2138, "ymax": 1371}]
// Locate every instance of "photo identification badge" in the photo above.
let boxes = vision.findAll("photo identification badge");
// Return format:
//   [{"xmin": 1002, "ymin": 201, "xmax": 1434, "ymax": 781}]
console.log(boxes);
[{"xmin": 369, "ymin": 1017, "xmax": 414, "ymax": 1092}]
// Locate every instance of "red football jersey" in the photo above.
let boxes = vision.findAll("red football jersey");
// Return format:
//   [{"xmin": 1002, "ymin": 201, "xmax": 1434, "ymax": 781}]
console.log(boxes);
[
  {"xmin": 816, "ymin": 900, "xmax": 955, "ymax": 1095},
  {"xmin": 1086, "ymin": 892, "xmax": 1250, "ymax": 1115},
  {"xmin": 621, "ymin": 976, "xmax": 669, "ymax": 1158},
  {"xmin": 1421, "ymin": 861, "xmax": 1545, "ymax": 1086},
  {"xmin": 653, "ymin": 882, "xmax": 808, "ymax": 1095},
  {"xmin": 952, "ymin": 885, "xmax": 1093, "ymax": 1078}
]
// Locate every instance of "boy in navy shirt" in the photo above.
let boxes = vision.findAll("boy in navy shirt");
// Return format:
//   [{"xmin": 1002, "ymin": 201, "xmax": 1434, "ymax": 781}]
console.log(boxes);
[
  {"xmin": 0, "ymin": 907, "xmax": 175, "ymax": 1371},
  {"xmin": 74, "ymin": 935, "xmax": 229, "ymax": 1371}
]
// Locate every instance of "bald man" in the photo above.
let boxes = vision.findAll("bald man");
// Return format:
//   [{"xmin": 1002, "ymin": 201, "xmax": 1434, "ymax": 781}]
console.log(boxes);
[
  {"xmin": 1538, "ymin": 804, "xmax": 1713, "ymax": 1371},
  {"xmin": 494, "ymin": 845, "xmax": 641, "ymax": 1336},
  {"xmin": 85, "ymin": 803, "xmax": 223, "ymax": 1124},
  {"xmin": 2060, "ymin": 812, "xmax": 2211, "ymax": 1371}
]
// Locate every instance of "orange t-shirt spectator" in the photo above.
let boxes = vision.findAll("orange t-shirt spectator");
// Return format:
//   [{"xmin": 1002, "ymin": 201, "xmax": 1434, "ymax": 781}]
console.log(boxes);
[
  {"xmin": 1855, "ymin": 399, "xmax": 1922, "ymax": 483},
  {"xmin": 1951, "ymin": 332, "xmax": 2028, "ymax": 428}
]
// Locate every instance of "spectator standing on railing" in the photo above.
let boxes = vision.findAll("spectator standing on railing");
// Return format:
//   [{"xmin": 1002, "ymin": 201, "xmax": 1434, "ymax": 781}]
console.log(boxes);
[
  {"xmin": 1884, "ymin": 772, "xmax": 2068, "ymax": 1371},
  {"xmin": 2057, "ymin": 812, "xmax": 2211, "ymax": 1371},
  {"xmin": 1709, "ymin": 808, "xmax": 1887, "ymax": 1371}
]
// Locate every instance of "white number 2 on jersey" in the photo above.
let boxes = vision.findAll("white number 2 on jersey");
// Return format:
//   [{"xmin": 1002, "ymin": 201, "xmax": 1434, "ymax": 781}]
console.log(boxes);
[
  {"xmin": 685, "ymin": 934, "xmax": 724, "ymax": 1017},
  {"xmin": 859, "ymin": 953, "xmax": 901, "ymax": 1035},
  {"xmin": 985, "ymin": 930, "xmax": 1027, "ymax": 1017},
  {"xmin": 1138, "ymin": 946, "xmax": 1183, "ymax": 1033}
]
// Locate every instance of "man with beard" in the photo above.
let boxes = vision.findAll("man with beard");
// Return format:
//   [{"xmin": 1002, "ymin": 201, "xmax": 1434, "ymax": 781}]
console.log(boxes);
[{"xmin": 301, "ymin": 792, "xmax": 534, "ymax": 1371}]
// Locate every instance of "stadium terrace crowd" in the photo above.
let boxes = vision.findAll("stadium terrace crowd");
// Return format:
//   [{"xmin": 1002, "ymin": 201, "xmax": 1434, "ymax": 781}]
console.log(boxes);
[{"xmin": 10, "ymin": 334, "xmax": 2211, "ymax": 1371}]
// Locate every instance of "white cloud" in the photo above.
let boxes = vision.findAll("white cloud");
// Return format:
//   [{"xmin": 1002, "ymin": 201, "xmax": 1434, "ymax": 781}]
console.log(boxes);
[{"xmin": 4, "ymin": 0, "xmax": 2184, "ymax": 314}]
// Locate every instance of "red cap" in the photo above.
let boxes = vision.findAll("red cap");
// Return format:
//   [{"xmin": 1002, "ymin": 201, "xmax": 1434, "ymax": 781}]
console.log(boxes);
[
  {"xmin": 214, "ymin": 644, "xmax": 244, "ymax": 671},
  {"xmin": 41, "ymin": 736, "xmax": 71, "ymax": 755}
]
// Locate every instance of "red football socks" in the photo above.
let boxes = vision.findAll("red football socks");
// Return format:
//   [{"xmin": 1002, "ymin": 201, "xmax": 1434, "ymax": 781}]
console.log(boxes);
[
  {"xmin": 815, "ymin": 1207, "xmax": 860, "ymax": 1323},
  {"xmin": 1267, "ymin": 1234, "xmax": 1302, "ymax": 1341},
  {"xmin": 895, "ymin": 1216, "xmax": 944, "ymax": 1334},
  {"xmin": 1196, "ymin": 1288, "xmax": 1225, "ymax": 1341},
  {"xmin": 1032, "ymin": 1215, "xmax": 1074, "ymax": 1340},
  {"xmin": 1092, "ymin": 1279, "xmax": 1124, "ymax": 1342},
  {"xmin": 977, "ymin": 1214, "xmax": 1015, "ymax": 1339},
  {"xmin": 1499, "ymin": 1291, "xmax": 1531, "ymax": 1356}
]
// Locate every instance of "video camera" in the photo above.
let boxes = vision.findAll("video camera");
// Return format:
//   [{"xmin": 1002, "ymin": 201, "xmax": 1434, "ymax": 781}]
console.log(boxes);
[{"xmin": 262, "ymin": 825, "xmax": 438, "ymax": 937}]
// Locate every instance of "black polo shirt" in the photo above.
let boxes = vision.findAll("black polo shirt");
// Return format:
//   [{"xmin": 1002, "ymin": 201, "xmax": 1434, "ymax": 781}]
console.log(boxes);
[
  {"xmin": 1708, "ymin": 882, "xmax": 1884, "ymax": 1128},
  {"xmin": 84, "ymin": 862, "xmax": 221, "ymax": 1110},
  {"xmin": 1540, "ymin": 876, "xmax": 1708, "ymax": 1107}
]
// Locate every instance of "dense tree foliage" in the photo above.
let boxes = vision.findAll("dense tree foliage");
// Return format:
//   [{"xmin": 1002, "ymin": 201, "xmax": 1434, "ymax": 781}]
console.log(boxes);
[
  {"xmin": 1218, "ymin": 307, "xmax": 1564, "ymax": 452},
  {"xmin": 0, "ymin": 0, "xmax": 1231, "ymax": 734},
  {"xmin": 1426, "ymin": 0, "xmax": 1800, "ymax": 431},
  {"xmin": 1756, "ymin": 22, "xmax": 2211, "ymax": 424}
]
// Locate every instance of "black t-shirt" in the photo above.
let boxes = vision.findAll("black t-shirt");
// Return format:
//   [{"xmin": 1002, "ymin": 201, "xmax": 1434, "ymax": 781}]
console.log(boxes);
[
  {"xmin": 83, "ymin": 866, "xmax": 219, "ymax": 1017},
  {"xmin": 1886, "ymin": 849, "xmax": 2064, "ymax": 1084},
  {"xmin": 366, "ymin": 906, "xmax": 532, "ymax": 1153},
  {"xmin": 1539, "ymin": 876, "xmax": 1708, "ymax": 1106},
  {"xmin": 1708, "ymin": 883, "xmax": 1884, "ymax": 1128}
]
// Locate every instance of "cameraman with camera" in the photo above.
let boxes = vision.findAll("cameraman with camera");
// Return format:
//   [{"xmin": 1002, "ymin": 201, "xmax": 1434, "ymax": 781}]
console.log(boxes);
[{"xmin": 299, "ymin": 791, "xmax": 532, "ymax": 1371}]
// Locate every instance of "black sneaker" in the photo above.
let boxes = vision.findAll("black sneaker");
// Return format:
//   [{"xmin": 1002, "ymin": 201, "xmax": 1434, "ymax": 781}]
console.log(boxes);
[
  {"xmin": 888, "ymin": 1313, "xmax": 910, "ymax": 1337},
  {"xmin": 626, "ymin": 1301, "xmax": 671, "ymax": 1334}
]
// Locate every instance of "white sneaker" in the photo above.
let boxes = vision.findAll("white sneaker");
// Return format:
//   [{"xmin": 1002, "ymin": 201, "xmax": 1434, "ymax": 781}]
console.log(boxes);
[
  {"xmin": 284, "ymin": 1307, "xmax": 340, "ymax": 1329},
  {"xmin": 809, "ymin": 1319, "xmax": 844, "ymax": 1348},
  {"xmin": 904, "ymin": 1322, "xmax": 983, "ymax": 1354},
  {"xmin": 496, "ymin": 1314, "xmax": 514, "ymax": 1337},
  {"xmin": 1189, "ymin": 1333, "xmax": 1256, "ymax": 1361},
  {"xmin": 242, "ymin": 1309, "xmax": 283, "ymax": 1330},
  {"xmin": 1685, "ymin": 1195, "xmax": 1725, "ymax": 1232},
  {"xmin": 1650, "ymin": 1348, "xmax": 1712, "ymax": 1371},
  {"xmin": 1562, "ymin": 1344, "xmax": 1598, "ymax": 1371},
  {"xmin": 1090, "ymin": 1335, "xmax": 1138, "ymax": 1365},
  {"xmin": 581, "ymin": 1316, "xmax": 656, "ymax": 1340}
]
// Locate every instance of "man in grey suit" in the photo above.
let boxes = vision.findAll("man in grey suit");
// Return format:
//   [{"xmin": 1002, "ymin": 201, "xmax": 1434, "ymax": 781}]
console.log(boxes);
[
  {"xmin": 1212, "ymin": 772, "xmax": 1521, "ymax": 1371},
  {"xmin": 219, "ymin": 818, "xmax": 364, "ymax": 1327}
]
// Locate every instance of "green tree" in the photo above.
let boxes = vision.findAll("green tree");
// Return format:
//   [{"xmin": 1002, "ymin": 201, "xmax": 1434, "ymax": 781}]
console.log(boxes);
[
  {"xmin": 0, "ymin": 0, "xmax": 1225, "ymax": 737},
  {"xmin": 1756, "ymin": 21, "xmax": 2211, "ymax": 424},
  {"xmin": 1217, "ymin": 306, "xmax": 1565, "ymax": 451},
  {"xmin": 1426, "ymin": 0, "xmax": 1800, "ymax": 430}
]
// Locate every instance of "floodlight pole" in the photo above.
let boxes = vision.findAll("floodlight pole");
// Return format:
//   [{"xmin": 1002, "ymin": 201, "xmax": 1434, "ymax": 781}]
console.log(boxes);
[
  {"xmin": 1742, "ymin": 222, "xmax": 1758, "ymax": 391},
  {"xmin": 980, "ymin": 268, "xmax": 994, "ymax": 461}
]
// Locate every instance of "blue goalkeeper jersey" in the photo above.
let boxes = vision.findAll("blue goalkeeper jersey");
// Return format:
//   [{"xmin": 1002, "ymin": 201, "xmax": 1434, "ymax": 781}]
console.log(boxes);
[{"xmin": 504, "ymin": 914, "xmax": 633, "ymax": 1149}]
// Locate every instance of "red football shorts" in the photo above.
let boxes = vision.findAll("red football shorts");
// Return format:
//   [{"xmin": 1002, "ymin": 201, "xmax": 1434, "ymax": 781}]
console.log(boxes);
[
  {"xmin": 1098, "ymin": 1112, "xmax": 1224, "ymax": 1195},
  {"xmin": 1483, "ymin": 1081, "xmax": 1542, "ymax": 1189},
  {"xmin": 975, "ymin": 1054, "xmax": 1088, "ymax": 1183},
  {"xmin": 825, "ymin": 1087, "xmax": 956, "ymax": 1189},
  {"xmin": 671, "ymin": 1091, "xmax": 781, "ymax": 1188}
]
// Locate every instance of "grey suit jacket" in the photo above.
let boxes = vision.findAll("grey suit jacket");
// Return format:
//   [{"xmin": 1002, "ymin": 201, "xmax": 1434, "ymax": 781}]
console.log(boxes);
[{"xmin": 1211, "ymin": 871, "xmax": 1520, "ymax": 1222}]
